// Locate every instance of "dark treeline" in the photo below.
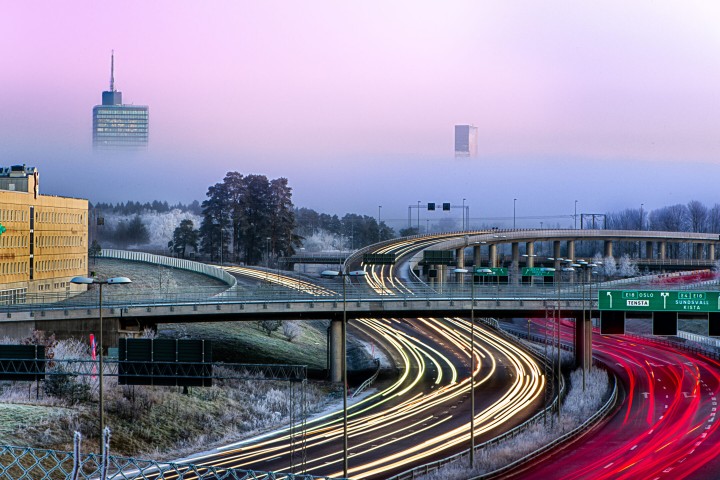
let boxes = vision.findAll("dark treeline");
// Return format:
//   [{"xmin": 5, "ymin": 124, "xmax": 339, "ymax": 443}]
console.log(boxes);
[
  {"xmin": 295, "ymin": 208, "xmax": 395, "ymax": 249},
  {"xmin": 92, "ymin": 200, "xmax": 202, "ymax": 215},
  {"xmin": 96, "ymin": 215, "xmax": 150, "ymax": 248},
  {"xmin": 199, "ymin": 172, "xmax": 301, "ymax": 265}
]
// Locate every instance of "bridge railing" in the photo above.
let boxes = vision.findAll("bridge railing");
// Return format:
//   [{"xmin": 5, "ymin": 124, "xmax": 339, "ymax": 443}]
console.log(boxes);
[
  {"xmin": 99, "ymin": 249, "xmax": 237, "ymax": 288},
  {"xmin": 7, "ymin": 279, "xmax": 718, "ymax": 313}
]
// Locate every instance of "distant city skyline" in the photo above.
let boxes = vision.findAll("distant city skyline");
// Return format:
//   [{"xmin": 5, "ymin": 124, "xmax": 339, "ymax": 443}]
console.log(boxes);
[{"xmin": 2, "ymin": 1, "xmax": 720, "ymax": 221}]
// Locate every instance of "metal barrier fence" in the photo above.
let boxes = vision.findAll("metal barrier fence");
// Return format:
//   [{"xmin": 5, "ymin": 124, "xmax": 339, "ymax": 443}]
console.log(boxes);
[{"xmin": 0, "ymin": 443, "xmax": 342, "ymax": 480}]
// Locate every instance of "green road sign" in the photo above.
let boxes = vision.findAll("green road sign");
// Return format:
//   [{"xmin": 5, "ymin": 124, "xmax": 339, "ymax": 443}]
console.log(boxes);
[
  {"xmin": 522, "ymin": 267, "xmax": 554, "ymax": 277},
  {"xmin": 599, "ymin": 290, "xmax": 720, "ymax": 312},
  {"xmin": 474, "ymin": 267, "xmax": 508, "ymax": 276},
  {"xmin": 0, "ymin": 223, "xmax": 5, "ymax": 236}
]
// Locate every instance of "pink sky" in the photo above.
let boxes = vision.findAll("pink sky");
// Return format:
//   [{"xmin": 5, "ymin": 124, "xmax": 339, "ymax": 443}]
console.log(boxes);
[{"xmin": 2, "ymin": 1, "xmax": 720, "ymax": 223}]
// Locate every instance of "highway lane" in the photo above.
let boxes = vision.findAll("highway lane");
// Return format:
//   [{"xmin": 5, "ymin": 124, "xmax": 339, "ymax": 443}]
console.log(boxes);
[
  {"xmin": 511, "ymin": 321, "xmax": 720, "ymax": 480},
  {"xmin": 361, "ymin": 232, "xmax": 490, "ymax": 296},
  {"xmin": 166, "ymin": 316, "xmax": 544, "ymax": 480}
]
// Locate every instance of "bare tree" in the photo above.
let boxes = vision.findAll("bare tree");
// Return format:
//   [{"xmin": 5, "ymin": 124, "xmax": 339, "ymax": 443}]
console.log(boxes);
[
  {"xmin": 687, "ymin": 200, "xmax": 708, "ymax": 232},
  {"xmin": 708, "ymin": 204, "xmax": 720, "ymax": 233}
]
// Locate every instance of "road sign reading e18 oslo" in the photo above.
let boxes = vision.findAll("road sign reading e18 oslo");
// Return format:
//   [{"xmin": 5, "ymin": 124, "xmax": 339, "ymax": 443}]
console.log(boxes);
[{"xmin": 599, "ymin": 290, "xmax": 720, "ymax": 312}]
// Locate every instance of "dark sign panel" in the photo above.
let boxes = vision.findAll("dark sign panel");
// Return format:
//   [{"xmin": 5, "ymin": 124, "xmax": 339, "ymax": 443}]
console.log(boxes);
[
  {"xmin": 119, "ymin": 339, "xmax": 212, "ymax": 387},
  {"xmin": 652, "ymin": 311, "xmax": 678, "ymax": 336},
  {"xmin": 600, "ymin": 311, "xmax": 625, "ymax": 335},
  {"xmin": 0, "ymin": 345, "xmax": 45, "ymax": 381}
]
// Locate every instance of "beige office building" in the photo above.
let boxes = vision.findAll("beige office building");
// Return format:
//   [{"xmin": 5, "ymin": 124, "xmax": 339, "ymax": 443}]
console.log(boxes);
[{"xmin": 0, "ymin": 165, "xmax": 88, "ymax": 303}]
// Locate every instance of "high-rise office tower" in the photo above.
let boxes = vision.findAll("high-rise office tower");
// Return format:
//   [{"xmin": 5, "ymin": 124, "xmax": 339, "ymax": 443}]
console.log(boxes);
[
  {"xmin": 454, "ymin": 125, "xmax": 478, "ymax": 157},
  {"xmin": 92, "ymin": 52, "xmax": 149, "ymax": 149}
]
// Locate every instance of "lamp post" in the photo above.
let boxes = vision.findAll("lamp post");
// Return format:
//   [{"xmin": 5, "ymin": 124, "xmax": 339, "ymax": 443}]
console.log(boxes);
[
  {"xmin": 417, "ymin": 200, "xmax": 421, "ymax": 232},
  {"xmin": 266, "ymin": 237, "xmax": 272, "ymax": 268},
  {"xmin": 321, "ymin": 268, "xmax": 367, "ymax": 479},
  {"xmin": 463, "ymin": 198, "xmax": 467, "ymax": 232},
  {"xmin": 378, "ymin": 205, "xmax": 382, "ymax": 226},
  {"xmin": 574, "ymin": 200, "xmax": 578, "ymax": 229},
  {"xmin": 513, "ymin": 198, "xmax": 517, "ymax": 229},
  {"xmin": 640, "ymin": 203, "xmax": 644, "ymax": 230},
  {"xmin": 453, "ymin": 267, "xmax": 477, "ymax": 466},
  {"xmin": 70, "ymin": 275, "xmax": 132, "ymax": 438}
]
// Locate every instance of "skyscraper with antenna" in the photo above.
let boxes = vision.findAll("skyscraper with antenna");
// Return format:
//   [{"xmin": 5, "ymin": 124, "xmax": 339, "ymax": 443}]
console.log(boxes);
[{"xmin": 92, "ymin": 51, "xmax": 149, "ymax": 149}]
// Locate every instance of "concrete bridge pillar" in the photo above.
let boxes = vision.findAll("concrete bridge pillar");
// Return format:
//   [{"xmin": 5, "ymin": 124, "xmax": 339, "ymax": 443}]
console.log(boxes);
[
  {"xmin": 511, "ymin": 242, "xmax": 520, "ymax": 284},
  {"xmin": 567, "ymin": 240, "xmax": 575, "ymax": 261},
  {"xmin": 526, "ymin": 242, "xmax": 535, "ymax": 267},
  {"xmin": 574, "ymin": 316, "xmax": 592, "ymax": 371},
  {"xmin": 710, "ymin": 243, "xmax": 716, "ymax": 260},
  {"xmin": 659, "ymin": 241, "xmax": 667, "ymax": 260},
  {"xmin": 645, "ymin": 241, "xmax": 654, "ymax": 259},
  {"xmin": 604, "ymin": 240, "xmax": 613, "ymax": 258},
  {"xmin": 329, "ymin": 319, "xmax": 343, "ymax": 383},
  {"xmin": 553, "ymin": 241, "xmax": 561, "ymax": 270},
  {"xmin": 473, "ymin": 245, "xmax": 482, "ymax": 267},
  {"xmin": 437, "ymin": 264, "xmax": 445, "ymax": 292},
  {"xmin": 489, "ymin": 244, "xmax": 498, "ymax": 268},
  {"xmin": 456, "ymin": 247, "xmax": 465, "ymax": 284}
]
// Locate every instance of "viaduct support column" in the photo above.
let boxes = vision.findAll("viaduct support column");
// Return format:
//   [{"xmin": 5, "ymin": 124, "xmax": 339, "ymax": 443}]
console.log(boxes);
[
  {"xmin": 574, "ymin": 315, "xmax": 592, "ymax": 371},
  {"xmin": 604, "ymin": 240, "xmax": 613, "ymax": 258},
  {"xmin": 567, "ymin": 240, "xmax": 575, "ymax": 261},
  {"xmin": 710, "ymin": 243, "xmax": 716, "ymax": 260},
  {"xmin": 659, "ymin": 241, "xmax": 667, "ymax": 260},
  {"xmin": 456, "ymin": 247, "xmax": 465, "ymax": 284},
  {"xmin": 473, "ymin": 245, "xmax": 482, "ymax": 267},
  {"xmin": 489, "ymin": 244, "xmax": 498, "ymax": 268},
  {"xmin": 329, "ymin": 319, "xmax": 343, "ymax": 383},
  {"xmin": 526, "ymin": 242, "xmax": 535, "ymax": 267},
  {"xmin": 646, "ymin": 241, "xmax": 653, "ymax": 259},
  {"xmin": 437, "ymin": 264, "xmax": 445, "ymax": 293},
  {"xmin": 553, "ymin": 241, "xmax": 561, "ymax": 270},
  {"xmin": 511, "ymin": 242, "xmax": 519, "ymax": 284}
]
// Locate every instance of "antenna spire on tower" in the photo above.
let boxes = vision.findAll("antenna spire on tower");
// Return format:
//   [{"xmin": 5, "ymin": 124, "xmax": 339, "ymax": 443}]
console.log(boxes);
[{"xmin": 110, "ymin": 50, "xmax": 115, "ymax": 92}]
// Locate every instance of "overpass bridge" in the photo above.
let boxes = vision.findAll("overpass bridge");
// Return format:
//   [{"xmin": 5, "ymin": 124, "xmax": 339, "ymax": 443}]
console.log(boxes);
[{"xmin": 2, "ymin": 229, "xmax": 719, "ymax": 380}]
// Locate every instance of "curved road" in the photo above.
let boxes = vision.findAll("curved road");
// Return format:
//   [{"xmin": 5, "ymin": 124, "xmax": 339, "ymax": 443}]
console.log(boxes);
[
  {"xmin": 180, "ymin": 315, "xmax": 544, "ymax": 479},
  {"xmin": 511, "ymin": 320, "xmax": 720, "ymax": 480}
]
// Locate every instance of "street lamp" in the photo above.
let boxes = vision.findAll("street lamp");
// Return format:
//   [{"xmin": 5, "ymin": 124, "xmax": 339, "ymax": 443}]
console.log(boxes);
[
  {"xmin": 513, "ymin": 198, "xmax": 517, "ymax": 229},
  {"xmin": 640, "ymin": 203, "xmax": 644, "ymax": 230},
  {"xmin": 266, "ymin": 237, "xmax": 271, "ymax": 268},
  {"xmin": 321, "ymin": 268, "xmax": 366, "ymax": 479},
  {"xmin": 378, "ymin": 205, "xmax": 382, "ymax": 226},
  {"xmin": 70, "ymin": 275, "xmax": 132, "ymax": 438},
  {"xmin": 463, "ymin": 198, "xmax": 467, "ymax": 232},
  {"xmin": 453, "ymin": 267, "xmax": 476, "ymax": 466},
  {"xmin": 417, "ymin": 200, "xmax": 421, "ymax": 232},
  {"xmin": 574, "ymin": 200, "xmax": 578, "ymax": 229}
]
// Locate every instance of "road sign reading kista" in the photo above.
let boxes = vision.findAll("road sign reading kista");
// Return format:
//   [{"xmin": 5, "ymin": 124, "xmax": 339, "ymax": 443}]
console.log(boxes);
[
  {"xmin": 599, "ymin": 290, "xmax": 720, "ymax": 312},
  {"xmin": 522, "ymin": 267, "xmax": 554, "ymax": 277},
  {"xmin": 474, "ymin": 267, "xmax": 508, "ymax": 276}
]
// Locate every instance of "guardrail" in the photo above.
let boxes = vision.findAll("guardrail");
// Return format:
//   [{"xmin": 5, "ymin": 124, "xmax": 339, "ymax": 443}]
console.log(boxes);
[
  {"xmin": 99, "ymin": 249, "xmax": 237, "ymax": 288},
  {"xmin": 352, "ymin": 358, "xmax": 381, "ymax": 398}
]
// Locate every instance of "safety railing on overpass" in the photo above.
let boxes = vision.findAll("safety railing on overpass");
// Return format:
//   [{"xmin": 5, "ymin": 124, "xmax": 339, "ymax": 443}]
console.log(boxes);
[
  {"xmin": 99, "ymin": 249, "xmax": 237, "ymax": 288},
  {"xmin": 6, "ymin": 278, "xmax": 720, "ymax": 314}
]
